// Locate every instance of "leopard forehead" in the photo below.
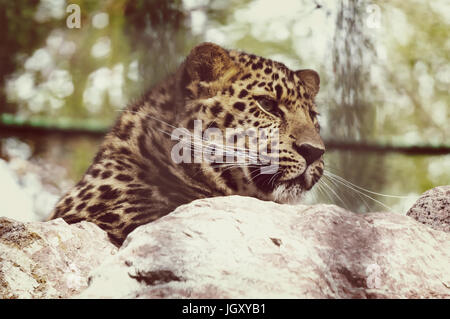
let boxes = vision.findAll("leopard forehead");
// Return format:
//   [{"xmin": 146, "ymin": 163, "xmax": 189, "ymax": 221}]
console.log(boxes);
[{"xmin": 229, "ymin": 50, "xmax": 312, "ymax": 101}]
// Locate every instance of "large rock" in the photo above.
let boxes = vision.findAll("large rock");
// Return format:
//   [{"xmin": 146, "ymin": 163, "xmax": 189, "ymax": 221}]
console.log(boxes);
[
  {"xmin": 0, "ymin": 218, "xmax": 117, "ymax": 298},
  {"xmin": 407, "ymin": 186, "xmax": 449, "ymax": 233},
  {"xmin": 77, "ymin": 196, "xmax": 450, "ymax": 299}
]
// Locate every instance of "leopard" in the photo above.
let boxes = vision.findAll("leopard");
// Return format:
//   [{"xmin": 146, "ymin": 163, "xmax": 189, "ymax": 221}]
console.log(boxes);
[{"xmin": 49, "ymin": 42, "xmax": 325, "ymax": 247}]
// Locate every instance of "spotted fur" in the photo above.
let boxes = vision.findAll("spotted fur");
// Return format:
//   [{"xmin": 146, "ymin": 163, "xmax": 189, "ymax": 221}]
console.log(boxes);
[{"xmin": 49, "ymin": 43, "xmax": 325, "ymax": 246}]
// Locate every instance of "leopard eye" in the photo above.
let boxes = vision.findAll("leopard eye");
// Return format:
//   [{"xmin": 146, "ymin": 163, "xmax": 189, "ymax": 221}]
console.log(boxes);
[
  {"xmin": 309, "ymin": 110, "xmax": 320, "ymax": 119},
  {"xmin": 255, "ymin": 96, "xmax": 278, "ymax": 115},
  {"xmin": 315, "ymin": 122, "xmax": 321, "ymax": 132}
]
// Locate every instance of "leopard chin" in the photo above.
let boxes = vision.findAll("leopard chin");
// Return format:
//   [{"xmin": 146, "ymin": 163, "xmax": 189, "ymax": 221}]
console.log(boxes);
[
  {"xmin": 271, "ymin": 182, "xmax": 305, "ymax": 204},
  {"xmin": 271, "ymin": 165, "xmax": 323, "ymax": 204}
]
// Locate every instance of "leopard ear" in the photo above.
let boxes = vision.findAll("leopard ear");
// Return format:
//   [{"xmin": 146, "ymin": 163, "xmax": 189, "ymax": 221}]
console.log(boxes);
[
  {"xmin": 296, "ymin": 69, "xmax": 320, "ymax": 97},
  {"xmin": 183, "ymin": 42, "xmax": 236, "ymax": 83}
]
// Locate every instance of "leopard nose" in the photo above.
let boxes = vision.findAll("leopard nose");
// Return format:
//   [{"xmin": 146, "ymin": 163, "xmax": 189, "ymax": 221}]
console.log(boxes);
[{"xmin": 293, "ymin": 143, "xmax": 324, "ymax": 165}]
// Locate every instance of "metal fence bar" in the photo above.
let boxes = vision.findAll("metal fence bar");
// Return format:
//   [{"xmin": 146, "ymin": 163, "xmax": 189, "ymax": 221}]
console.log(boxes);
[
  {"xmin": 1, "ymin": 122, "xmax": 449, "ymax": 155},
  {"xmin": 325, "ymin": 140, "xmax": 450, "ymax": 155}
]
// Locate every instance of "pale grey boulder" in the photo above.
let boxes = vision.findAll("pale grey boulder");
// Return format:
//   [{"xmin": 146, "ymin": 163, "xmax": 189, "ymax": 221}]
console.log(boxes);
[
  {"xmin": 407, "ymin": 186, "xmax": 450, "ymax": 233},
  {"xmin": 0, "ymin": 217, "xmax": 117, "ymax": 298},
  {"xmin": 78, "ymin": 196, "xmax": 450, "ymax": 299},
  {"xmin": 2, "ymin": 190, "xmax": 449, "ymax": 299}
]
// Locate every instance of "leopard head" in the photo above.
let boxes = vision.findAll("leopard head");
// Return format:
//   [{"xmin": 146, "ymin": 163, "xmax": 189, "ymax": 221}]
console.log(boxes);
[{"xmin": 177, "ymin": 42, "xmax": 325, "ymax": 204}]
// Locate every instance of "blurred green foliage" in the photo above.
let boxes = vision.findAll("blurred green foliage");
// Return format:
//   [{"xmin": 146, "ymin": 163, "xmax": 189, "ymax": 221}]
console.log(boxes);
[
  {"xmin": 1, "ymin": 0, "xmax": 198, "ymax": 122},
  {"xmin": 0, "ymin": 1, "xmax": 52, "ymax": 112}
]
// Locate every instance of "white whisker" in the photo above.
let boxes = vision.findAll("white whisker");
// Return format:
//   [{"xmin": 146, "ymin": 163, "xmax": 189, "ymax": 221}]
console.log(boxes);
[
  {"xmin": 320, "ymin": 178, "xmax": 350, "ymax": 210},
  {"xmin": 323, "ymin": 173, "xmax": 394, "ymax": 211},
  {"xmin": 324, "ymin": 171, "xmax": 411, "ymax": 199}
]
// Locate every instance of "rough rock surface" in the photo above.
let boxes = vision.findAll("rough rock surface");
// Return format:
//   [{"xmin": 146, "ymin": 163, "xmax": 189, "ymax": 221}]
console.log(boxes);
[
  {"xmin": 407, "ymin": 186, "xmax": 450, "ymax": 233},
  {"xmin": 0, "ymin": 218, "xmax": 117, "ymax": 298},
  {"xmin": 77, "ymin": 196, "xmax": 450, "ymax": 299}
]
